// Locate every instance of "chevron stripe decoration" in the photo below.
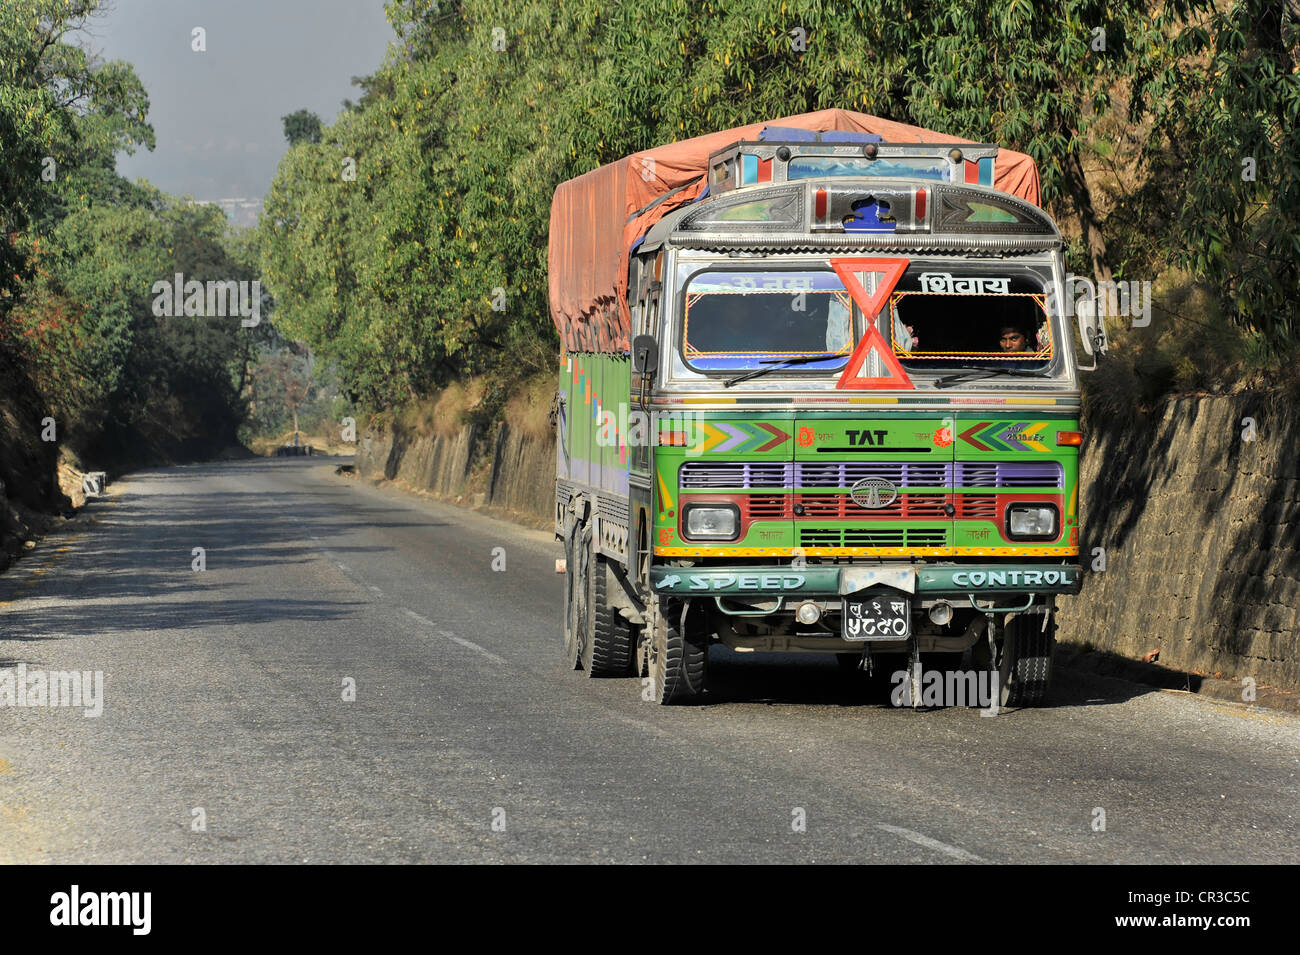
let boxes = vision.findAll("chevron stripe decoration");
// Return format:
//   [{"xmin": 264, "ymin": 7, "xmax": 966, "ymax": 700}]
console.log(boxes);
[
  {"xmin": 1016, "ymin": 422, "xmax": 1050, "ymax": 453},
  {"xmin": 685, "ymin": 421, "xmax": 791, "ymax": 454},
  {"xmin": 958, "ymin": 420, "xmax": 1052, "ymax": 453}
]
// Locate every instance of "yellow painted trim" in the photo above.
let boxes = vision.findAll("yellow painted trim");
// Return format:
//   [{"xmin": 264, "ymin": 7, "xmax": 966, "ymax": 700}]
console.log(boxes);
[
  {"xmin": 653, "ymin": 545, "xmax": 1078, "ymax": 557},
  {"xmin": 682, "ymin": 396, "xmax": 735, "ymax": 404},
  {"xmin": 655, "ymin": 471, "xmax": 674, "ymax": 511},
  {"xmin": 697, "ymin": 420, "xmax": 727, "ymax": 454},
  {"xmin": 1006, "ymin": 397, "xmax": 1057, "ymax": 404},
  {"xmin": 1020, "ymin": 421, "xmax": 1050, "ymax": 453}
]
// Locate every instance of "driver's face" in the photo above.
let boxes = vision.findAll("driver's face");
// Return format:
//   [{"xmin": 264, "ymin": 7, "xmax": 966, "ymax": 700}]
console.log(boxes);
[{"xmin": 1000, "ymin": 331, "xmax": 1027, "ymax": 352}]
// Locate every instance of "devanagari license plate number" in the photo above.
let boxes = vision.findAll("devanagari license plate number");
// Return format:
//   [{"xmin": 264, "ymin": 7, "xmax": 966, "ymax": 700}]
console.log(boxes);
[{"xmin": 843, "ymin": 593, "xmax": 911, "ymax": 641}]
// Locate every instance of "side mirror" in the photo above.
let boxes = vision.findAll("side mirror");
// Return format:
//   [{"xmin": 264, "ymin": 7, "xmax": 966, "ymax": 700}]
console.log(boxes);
[
  {"xmin": 1074, "ymin": 297, "xmax": 1108, "ymax": 372},
  {"xmin": 1050, "ymin": 273, "xmax": 1108, "ymax": 373},
  {"xmin": 631, "ymin": 334, "xmax": 658, "ymax": 376}
]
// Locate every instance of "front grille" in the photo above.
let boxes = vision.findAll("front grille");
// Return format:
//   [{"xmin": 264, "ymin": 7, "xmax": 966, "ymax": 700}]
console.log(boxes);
[
  {"xmin": 797, "ymin": 462, "xmax": 951, "ymax": 489},
  {"xmin": 733, "ymin": 492, "xmax": 993, "ymax": 522},
  {"xmin": 679, "ymin": 462, "xmax": 793, "ymax": 488},
  {"xmin": 798, "ymin": 492, "xmax": 948, "ymax": 519},
  {"xmin": 732, "ymin": 492, "xmax": 998, "ymax": 522},
  {"xmin": 745, "ymin": 494, "xmax": 787, "ymax": 518},
  {"xmin": 678, "ymin": 460, "xmax": 1062, "ymax": 490},
  {"xmin": 955, "ymin": 462, "xmax": 1062, "ymax": 489},
  {"xmin": 799, "ymin": 526, "xmax": 949, "ymax": 548},
  {"xmin": 955, "ymin": 494, "xmax": 998, "ymax": 518}
]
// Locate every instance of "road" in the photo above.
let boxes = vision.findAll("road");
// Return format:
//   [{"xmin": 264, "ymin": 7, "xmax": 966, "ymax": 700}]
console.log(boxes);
[{"xmin": 1, "ymin": 458, "xmax": 1296, "ymax": 863}]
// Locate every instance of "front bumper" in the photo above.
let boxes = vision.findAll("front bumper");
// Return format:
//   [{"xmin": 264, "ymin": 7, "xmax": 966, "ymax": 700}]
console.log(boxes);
[{"xmin": 649, "ymin": 563, "xmax": 1083, "ymax": 599}]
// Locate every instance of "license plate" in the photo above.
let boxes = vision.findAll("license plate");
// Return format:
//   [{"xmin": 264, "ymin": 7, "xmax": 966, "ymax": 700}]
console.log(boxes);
[{"xmin": 843, "ymin": 588, "xmax": 911, "ymax": 641}]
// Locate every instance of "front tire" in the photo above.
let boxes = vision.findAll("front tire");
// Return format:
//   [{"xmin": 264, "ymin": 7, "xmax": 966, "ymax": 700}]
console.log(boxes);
[
  {"xmin": 997, "ymin": 609, "xmax": 1055, "ymax": 706},
  {"xmin": 647, "ymin": 598, "xmax": 708, "ymax": 704}
]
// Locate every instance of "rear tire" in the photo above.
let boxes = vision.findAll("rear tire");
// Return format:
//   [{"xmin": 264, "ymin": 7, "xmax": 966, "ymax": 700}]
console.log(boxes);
[
  {"xmin": 581, "ymin": 531, "xmax": 636, "ymax": 677},
  {"xmin": 562, "ymin": 521, "xmax": 584, "ymax": 670},
  {"xmin": 648, "ymin": 598, "xmax": 708, "ymax": 704},
  {"xmin": 998, "ymin": 610, "xmax": 1055, "ymax": 706}
]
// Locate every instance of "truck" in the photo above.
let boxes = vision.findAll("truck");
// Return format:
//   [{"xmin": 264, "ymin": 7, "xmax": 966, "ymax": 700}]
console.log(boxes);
[{"xmin": 548, "ymin": 109, "xmax": 1100, "ymax": 706}]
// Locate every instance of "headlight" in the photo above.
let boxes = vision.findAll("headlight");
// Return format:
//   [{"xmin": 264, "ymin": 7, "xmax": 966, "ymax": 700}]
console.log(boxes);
[
  {"xmin": 682, "ymin": 504, "xmax": 740, "ymax": 541},
  {"xmin": 1006, "ymin": 504, "xmax": 1059, "ymax": 540}
]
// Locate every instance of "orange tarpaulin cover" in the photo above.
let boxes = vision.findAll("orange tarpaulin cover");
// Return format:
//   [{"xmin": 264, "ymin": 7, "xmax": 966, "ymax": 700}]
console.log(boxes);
[{"xmin": 547, "ymin": 108, "xmax": 1041, "ymax": 353}]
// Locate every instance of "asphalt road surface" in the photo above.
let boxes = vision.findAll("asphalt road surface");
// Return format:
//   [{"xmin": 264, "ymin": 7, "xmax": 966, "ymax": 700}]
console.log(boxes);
[{"xmin": 1, "ymin": 458, "xmax": 1297, "ymax": 863}]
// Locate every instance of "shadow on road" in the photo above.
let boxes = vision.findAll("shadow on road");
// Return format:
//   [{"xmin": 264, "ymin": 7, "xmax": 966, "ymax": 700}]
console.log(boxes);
[
  {"xmin": 0, "ymin": 597, "xmax": 367, "ymax": 638},
  {"xmin": 0, "ymin": 459, "xmax": 424, "ymax": 639},
  {"xmin": 699, "ymin": 646, "xmax": 1157, "ymax": 710}
]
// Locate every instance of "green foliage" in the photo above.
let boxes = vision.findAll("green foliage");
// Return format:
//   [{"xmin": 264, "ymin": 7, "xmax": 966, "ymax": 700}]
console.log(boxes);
[
  {"xmin": 261, "ymin": 0, "xmax": 595, "ymax": 407},
  {"xmin": 1, "ymin": 0, "xmax": 252, "ymax": 467},
  {"xmin": 1135, "ymin": 0, "xmax": 1300, "ymax": 355},
  {"xmin": 0, "ymin": 0, "xmax": 153, "ymax": 312},
  {"xmin": 25, "ymin": 191, "xmax": 254, "ymax": 455},
  {"xmin": 256, "ymin": 0, "xmax": 1299, "ymax": 412},
  {"xmin": 282, "ymin": 109, "xmax": 324, "ymax": 146}
]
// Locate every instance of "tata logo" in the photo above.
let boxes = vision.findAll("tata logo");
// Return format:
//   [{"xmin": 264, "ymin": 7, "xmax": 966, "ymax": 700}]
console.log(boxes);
[
  {"xmin": 850, "ymin": 477, "xmax": 898, "ymax": 509},
  {"xmin": 845, "ymin": 429, "xmax": 888, "ymax": 446}
]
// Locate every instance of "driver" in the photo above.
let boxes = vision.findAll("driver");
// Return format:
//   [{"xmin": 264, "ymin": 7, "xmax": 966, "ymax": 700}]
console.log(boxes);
[{"xmin": 998, "ymin": 324, "xmax": 1031, "ymax": 352}]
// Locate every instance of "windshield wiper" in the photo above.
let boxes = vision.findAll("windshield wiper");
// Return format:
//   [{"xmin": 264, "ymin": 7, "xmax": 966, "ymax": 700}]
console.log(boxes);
[
  {"xmin": 723, "ymin": 353, "xmax": 843, "ymax": 388},
  {"xmin": 933, "ymin": 364, "xmax": 1051, "ymax": 389}
]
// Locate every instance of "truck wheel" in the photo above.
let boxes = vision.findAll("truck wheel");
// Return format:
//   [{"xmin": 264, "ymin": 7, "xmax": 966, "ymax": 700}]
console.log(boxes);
[
  {"xmin": 647, "ymin": 598, "xmax": 708, "ymax": 704},
  {"xmin": 562, "ymin": 522, "xmax": 584, "ymax": 670},
  {"xmin": 998, "ymin": 610, "xmax": 1055, "ymax": 707},
  {"xmin": 581, "ymin": 530, "xmax": 636, "ymax": 677}
]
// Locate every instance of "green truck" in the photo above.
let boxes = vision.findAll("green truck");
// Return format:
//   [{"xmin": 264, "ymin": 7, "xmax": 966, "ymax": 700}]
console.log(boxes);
[{"xmin": 548, "ymin": 114, "xmax": 1096, "ymax": 706}]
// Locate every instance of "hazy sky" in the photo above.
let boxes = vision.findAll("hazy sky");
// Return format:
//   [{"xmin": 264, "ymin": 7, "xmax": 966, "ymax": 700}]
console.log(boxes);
[{"xmin": 77, "ymin": 0, "xmax": 396, "ymax": 203}]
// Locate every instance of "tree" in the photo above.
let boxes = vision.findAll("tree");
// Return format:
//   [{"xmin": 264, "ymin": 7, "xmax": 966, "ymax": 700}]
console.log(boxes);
[
  {"xmin": 862, "ymin": 0, "xmax": 1181, "ymax": 286},
  {"xmin": 1133, "ymin": 0, "xmax": 1299, "ymax": 355},
  {"xmin": 257, "ymin": 0, "xmax": 1299, "ymax": 417},
  {"xmin": 251, "ymin": 350, "xmax": 312, "ymax": 435},
  {"xmin": 0, "ymin": 0, "xmax": 153, "ymax": 318},
  {"xmin": 282, "ymin": 108, "xmax": 323, "ymax": 146}
]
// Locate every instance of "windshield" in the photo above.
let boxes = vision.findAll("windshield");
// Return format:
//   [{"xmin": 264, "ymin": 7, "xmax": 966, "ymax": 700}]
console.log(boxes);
[
  {"xmin": 681, "ymin": 270, "xmax": 857, "ymax": 372},
  {"xmin": 886, "ymin": 269, "xmax": 1053, "ymax": 368}
]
